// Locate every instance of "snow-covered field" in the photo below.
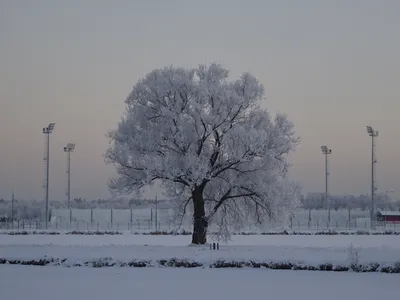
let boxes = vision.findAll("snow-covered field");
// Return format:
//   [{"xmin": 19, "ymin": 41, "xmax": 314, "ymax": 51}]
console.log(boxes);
[
  {"xmin": 1, "ymin": 233, "xmax": 399, "ymax": 299},
  {"xmin": 1, "ymin": 266, "xmax": 398, "ymax": 300},
  {"xmin": 1, "ymin": 234, "xmax": 399, "ymax": 268}
]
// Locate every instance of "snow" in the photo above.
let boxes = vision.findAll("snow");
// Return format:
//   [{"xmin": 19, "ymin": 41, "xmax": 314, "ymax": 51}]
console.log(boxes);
[
  {"xmin": 1, "ymin": 232, "xmax": 399, "ymax": 248},
  {"xmin": 0, "ymin": 266, "xmax": 398, "ymax": 300},
  {"xmin": 1, "ymin": 234, "xmax": 399, "ymax": 267},
  {"xmin": 1, "ymin": 233, "xmax": 399, "ymax": 299},
  {"xmin": 377, "ymin": 210, "xmax": 400, "ymax": 216}
]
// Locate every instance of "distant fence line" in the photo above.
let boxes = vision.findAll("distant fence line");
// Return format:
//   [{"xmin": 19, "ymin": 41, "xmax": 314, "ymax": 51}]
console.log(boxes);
[
  {"xmin": 0, "ymin": 208, "xmax": 399, "ymax": 232},
  {"xmin": 52, "ymin": 207, "xmax": 179, "ymax": 225},
  {"xmin": 1, "ymin": 219, "xmax": 400, "ymax": 232},
  {"xmin": 0, "ymin": 220, "xmax": 165, "ymax": 231}
]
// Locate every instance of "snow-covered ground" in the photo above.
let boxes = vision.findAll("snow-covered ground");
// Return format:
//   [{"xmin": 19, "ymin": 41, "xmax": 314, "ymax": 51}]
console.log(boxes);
[
  {"xmin": 0, "ymin": 266, "xmax": 398, "ymax": 300},
  {"xmin": 1, "ymin": 234, "xmax": 399, "ymax": 268},
  {"xmin": 1, "ymin": 233, "xmax": 399, "ymax": 300},
  {"xmin": 1, "ymin": 232, "xmax": 399, "ymax": 248}
]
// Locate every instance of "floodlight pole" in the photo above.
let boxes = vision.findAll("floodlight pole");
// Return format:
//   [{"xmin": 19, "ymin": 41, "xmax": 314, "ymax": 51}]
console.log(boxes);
[
  {"xmin": 371, "ymin": 133, "xmax": 375, "ymax": 229},
  {"xmin": 321, "ymin": 146, "xmax": 332, "ymax": 226},
  {"xmin": 325, "ymin": 153, "xmax": 329, "ymax": 224},
  {"xmin": 45, "ymin": 128, "xmax": 50, "ymax": 228},
  {"xmin": 43, "ymin": 123, "xmax": 55, "ymax": 229},
  {"xmin": 11, "ymin": 190, "xmax": 15, "ymax": 229},
  {"xmin": 367, "ymin": 126, "xmax": 378, "ymax": 230},
  {"xmin": 67, "ymin": 150, "xmax": 71, "ymax": 208},
  {"xmin": 64, "ymin": 143, "xmax": 75, "ymax": 210}
]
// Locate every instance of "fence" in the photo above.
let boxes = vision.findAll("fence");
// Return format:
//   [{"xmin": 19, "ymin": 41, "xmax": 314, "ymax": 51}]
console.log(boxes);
[
  {"xmin": 50, "ymin": 208, "xmax": 187, "ymax": 231},
  {"xmin": 0, "ymin": 220, "xmax": 170, "ymax": 231},
  {"xmin": 1, "ymin": 219, "xmax": 400, "ymax": 232},
  {"xmin": 287, "ymin": 219, "xmax": 400, "ymax": 231},
  {"xmin": 1, "ymin": 208, "xmax": 399, "ymax": 232}
]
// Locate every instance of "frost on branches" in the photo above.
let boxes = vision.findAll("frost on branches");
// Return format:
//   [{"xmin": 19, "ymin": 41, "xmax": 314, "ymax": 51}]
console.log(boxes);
[{"xmin": 106, "ymin": 63, "xmax": 299, "ymax": 244}]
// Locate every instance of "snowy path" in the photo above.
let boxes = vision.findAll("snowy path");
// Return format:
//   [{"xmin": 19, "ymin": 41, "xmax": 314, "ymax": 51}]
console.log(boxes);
[{"xmin": 0, "ymin": 266, "xmax": 398, "ymax": 300}]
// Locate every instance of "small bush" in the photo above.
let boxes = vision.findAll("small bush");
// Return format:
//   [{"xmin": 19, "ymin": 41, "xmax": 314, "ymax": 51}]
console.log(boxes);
[
  {"xmin": 292, "ymin": 264, "xmax": 307, "ymax": 270},
  {"xmin": 135, "ymin": 230, "xmax": 192, "ymax": 236},
  {"xmin": 319, "ymin": 263, "xmax": 333, "ymax": 271},
  {"xmin": 158, "ymin": 258, "xmax": 202, "ymax": 268},
  {"xmin": 381, "ymin": 262, "xmax": 400, "ymax": 273},
  {"xmin": 361, "ymin": 263, "xmax": 380, "ymax": 272},
  {"xmin": 90, "ymin": 258, "xmax": 115, "ymax": 268},
  {"xmin": 1, "ymin": 231, "xmax": 61, "ymax": 235},
  {"xmin": 333, "ymin": 265, "xmax": 349, "ymax": 272},
  {"xmin": 269, "ymin": 262, "xmax": 294, "ymax": 270},
  {"xmin": 19, "ymin": 259, "xmax": 55, "ymax": 266},
  {"xmin": 8, "ymin": 260, "xmax": 21, "ymax": 265},
  {"xmin": 315, "ymin": 231, "xmax": 338, "ymax": 236},
  {"xmin": 210, "ymin": 260, "xmax": 244, "ymax": 268},
  {"xmin": 249, "ymin": 260, "xmax": 261, "ymax": 268},
  {"xmin": 66, "ymin": 231, "xmax": 122, "ymax": 235},
  {"xmin": 347, "ymin": 243, "xmax": 361, "ymax": 272},
  {"xmin": 127, "ymin": 260, "xmax": 151, "ymax": 267}
]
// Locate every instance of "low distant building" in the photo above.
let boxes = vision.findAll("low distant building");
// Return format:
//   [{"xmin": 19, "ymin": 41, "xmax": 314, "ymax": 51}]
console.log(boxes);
[{"xmin": 376, "ymin": 210, "xmax": 400, "ymax": 222}]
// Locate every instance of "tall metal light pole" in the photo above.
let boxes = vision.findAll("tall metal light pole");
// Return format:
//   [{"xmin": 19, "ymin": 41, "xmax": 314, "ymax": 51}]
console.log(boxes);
[
  {"xmin": 11, "ymin": 190, "xmax": 15, "ymax": 229},
  {"xmin": 63, "ymin": 143, "xmax": 75, "ymax": 209},
  {"xmin": 321, "ymin": 146, "xmax": 332, "ymax": 225},
  {"xmin": 43, "ymin": 123, "xmax": 55, "ymax": 229},
  {"xmin": 366, "ymin": 126, "xmax": 378, "ymax": 229}
]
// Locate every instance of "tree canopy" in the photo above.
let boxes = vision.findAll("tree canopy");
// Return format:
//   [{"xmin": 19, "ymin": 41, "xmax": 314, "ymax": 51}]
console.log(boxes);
[{"xmin": 106, "ymin": 63, "xmax": 299, "ymax": 243}]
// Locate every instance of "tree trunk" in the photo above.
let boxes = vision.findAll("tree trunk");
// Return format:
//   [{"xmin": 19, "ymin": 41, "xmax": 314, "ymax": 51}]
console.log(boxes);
[{"xmin": 191, "ymin": 187, "xmax": 208, "ymax": 244}]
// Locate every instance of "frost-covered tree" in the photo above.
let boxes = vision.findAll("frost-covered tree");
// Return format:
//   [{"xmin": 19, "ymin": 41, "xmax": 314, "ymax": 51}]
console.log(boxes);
[{"xmin": 106, "ymin": 63, "xmax": 299, "ymax": 244}]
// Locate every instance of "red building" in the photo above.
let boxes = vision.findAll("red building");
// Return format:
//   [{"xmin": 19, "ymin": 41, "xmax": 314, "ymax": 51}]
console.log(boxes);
[{"xmin": 376, "ymin": 210, "xmax": 400, "ymax": 222}]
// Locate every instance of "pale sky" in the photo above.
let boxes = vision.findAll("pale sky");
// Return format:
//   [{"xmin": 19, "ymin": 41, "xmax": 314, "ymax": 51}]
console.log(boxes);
[{"xmin": 1, "ymin": 0, "xmax": 399, "ymax": 202}]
